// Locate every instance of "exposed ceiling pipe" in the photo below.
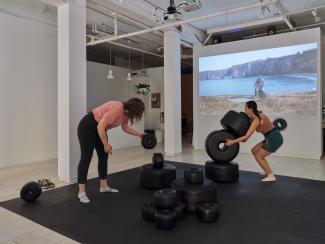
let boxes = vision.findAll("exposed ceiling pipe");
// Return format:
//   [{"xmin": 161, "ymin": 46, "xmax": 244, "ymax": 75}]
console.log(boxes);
[
  {"xmin": 203, "ymin": 33, "xmax": 212, "ymax": 46},
  {"xmin": 207, "ymin": 16, "xmax": 284, "ymax": 34},
  {"xmin": 87, "ymin": 6, "xmax": 163, "ymax": 46},
  {"xmin": 112, "ymin": 12, "xmax": 118, "ymax": 37},
  {"xmin": 87, "ymin": 1, "xmax": 193, "ymax": 48},
  {"xmin": 207, "ymin": 4, "xmax": 325, "ymax": 35},
  {"xmin": 87, "ymin": 0, "xmax": 277, "ymax": 46},
  {"xmin": 280, "ymin": 4, "xmax": 325, "ymax": 17},
  {"xmin": 273, "ymin": 0, "xmax": 293, "ymax": 29},
  {"xmin": 243, "ymin": 20, "xmax": 325, "ymax": 40},
  {"xmin": 88, "ymin": 35, "xmax": 163, "ymax": 58},
  {"xmin": 87, "ymin": 34, "xmax": 192, "ymax": 60}
]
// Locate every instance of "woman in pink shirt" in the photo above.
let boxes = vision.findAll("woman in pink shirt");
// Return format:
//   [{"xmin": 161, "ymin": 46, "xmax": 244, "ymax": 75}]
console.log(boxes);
[
  {"xmin": 77, "ymin": 98, "xmax": 145, "ymax": 203},
  {"xmin": 225, "ymin": 101, "xmax": 283, "ymax": 182}
]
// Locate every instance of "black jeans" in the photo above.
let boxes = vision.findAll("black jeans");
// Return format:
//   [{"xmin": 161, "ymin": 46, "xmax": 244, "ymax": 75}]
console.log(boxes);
[{"xmin": 77, "ymin": 112, "xmax": 108, "ymax": 184}]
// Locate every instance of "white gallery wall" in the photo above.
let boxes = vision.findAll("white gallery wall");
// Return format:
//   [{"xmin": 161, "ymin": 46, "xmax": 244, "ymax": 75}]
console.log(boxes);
[
  {"xmin": 322, "ymin": 33, "xmax": 325, "ymax": 102},
  {"xmin": 134, "ymin": 67, "xmax": 164, "ymax": 131},
  {"xmin": 193, "ymin": 28, "xmax": 322, "ymax": 159},
  {"xmin": 0, "ymin": 12, "xmax": 58, "ymax": 168}
]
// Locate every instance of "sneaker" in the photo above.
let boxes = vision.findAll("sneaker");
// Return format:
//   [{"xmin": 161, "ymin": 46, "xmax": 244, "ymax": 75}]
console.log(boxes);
[
  {"xmin": 262, "ymin": 174, "xmax": 276, "ymax": 182},
  {"xmin": 38, "ymin": 178, "xmax": 55, "ymax": 189},
  {"xmin": 78, "ymin": 192, "xmax": 90, "ymax": 203},
  {"xmin": 100, "ymin": 187, "xmax": 119, "ymax": 193}
]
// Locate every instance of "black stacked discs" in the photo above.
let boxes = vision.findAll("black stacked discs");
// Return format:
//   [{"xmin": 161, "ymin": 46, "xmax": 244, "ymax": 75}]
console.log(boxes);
[
  {"xmin": 140, "ymin": 163, "xmax": 176, "ymax": 190},
  {"xmin": 142, "ymin": 133, "xmax": 157, "ymax": 149},
  {"xmin": 152, "ymin": 153, "xmax": 164, "ymax": 169},
  {"xmin": 220, "ymin": 110, "xmax": 251, "ymax": 137},
  {"xmin": 196, "ymin": 202, "xmax": 220, "ymax": 223},
  {"xmin": 20, "ymin": 182, "xmax": 42, "ymax": 203},
  {"xmin": 273, "ymin": 118, "xmax": 287, "ymax": 131},
  {"xmin": 205, "ymin": 160, "xmax": 239, "ymax": 183},
  {"xmin": 172, "ymin": 178, "xmax": 217, "ymax": 213},
  {"xmin": 205, "ymin": 130, "xmax": 239, "ymax": 163},
  {"xmin": 142, "ymin": 188, "xmax": 184, "ymax": 230},
  {"xmin": 154, "ymin": 188, "xmax": 177, "ymax": 209},
  {"xmin": 184, "ymin": 167, "xmax": 204, "ymax": 184}
]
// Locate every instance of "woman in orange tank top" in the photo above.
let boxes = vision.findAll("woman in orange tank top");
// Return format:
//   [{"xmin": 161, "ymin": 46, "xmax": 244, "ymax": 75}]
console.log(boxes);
[
  {"xmin": 225, "ymin": 101, "xmax": 283, "ymax": 182},
  {"xmin": 77, "ymin": 98, "xmax": 146, "ymax": 203}
]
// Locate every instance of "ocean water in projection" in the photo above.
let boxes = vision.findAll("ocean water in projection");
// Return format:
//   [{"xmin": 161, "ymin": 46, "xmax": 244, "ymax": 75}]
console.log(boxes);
[{"xmin": 200, "ymin": 74, "xmax": 317, "ymax": 96}]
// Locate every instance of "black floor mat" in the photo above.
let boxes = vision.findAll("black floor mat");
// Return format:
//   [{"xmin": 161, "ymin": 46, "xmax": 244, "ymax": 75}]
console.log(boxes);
[{"xmin": 1, "ymin": 161, "xmax": 325, "ymax": 244}]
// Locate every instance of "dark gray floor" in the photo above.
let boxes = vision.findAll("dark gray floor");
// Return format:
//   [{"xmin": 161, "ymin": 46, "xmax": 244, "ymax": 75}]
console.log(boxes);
[{"xmin": 1, "ymin": 161, "xmax": 325, "ymax": 244}]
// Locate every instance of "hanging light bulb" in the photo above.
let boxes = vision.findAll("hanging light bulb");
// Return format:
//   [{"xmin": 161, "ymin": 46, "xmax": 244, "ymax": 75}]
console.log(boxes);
[
  {"xmin": 126, "ymin": 40, "xmax": 132, "ymax": 81},
  {"xmin": 126, "ymin": 72, "xmax": 132, "ymax": 81},
  {"xmin": 107, "ymin": 69, "xmax": 114, "ymax": 79},
  {"xmin": 107, "ymin": 42, "xmax": 114, "ymax": 79}
]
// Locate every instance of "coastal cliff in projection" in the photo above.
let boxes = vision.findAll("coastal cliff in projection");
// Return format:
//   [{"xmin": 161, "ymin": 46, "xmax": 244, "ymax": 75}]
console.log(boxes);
[
  {"xmin": 199, "ymin": 49, "xmax": 317, "ymax": 80},
  {"xmin": 199, "ymin": 43, "xmax": 318, "ymax": 117}
]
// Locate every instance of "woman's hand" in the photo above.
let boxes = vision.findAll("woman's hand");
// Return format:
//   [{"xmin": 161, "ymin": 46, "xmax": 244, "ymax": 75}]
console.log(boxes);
[
  {"xmin": 104, "ymin": 143, "xmax": 112, "ymax": 154},
  {"xmin": 225, "ymin": 139, "xmax": 236, "ymax": 147},
  {"xmin": 139, "ymin": 132, "xmax": 145, "ymax": 138}
]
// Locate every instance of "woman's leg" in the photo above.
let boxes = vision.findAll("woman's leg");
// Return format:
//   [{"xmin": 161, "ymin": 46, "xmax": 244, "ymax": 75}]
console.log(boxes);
[
  {"xmin": 77, "ymin": 118, "xmax": 97, "ymax": 193},
  {"xmin": 251, "ymin": 141, "xmax": 264, "ymax": 156},
  {"xmin": 251, "ymin": 142, "xmax": 267, "ymax": 174},
  {"xmin": 95, "ymin": 136, "xmax": 119, "ymax": 192},
  {"xmin": 94, "ymin": 136, "xmax": 108, "ymax": 188},
  {"xmin": 254, "ymin": 148, "xmax": 272, "ymax": 175}
]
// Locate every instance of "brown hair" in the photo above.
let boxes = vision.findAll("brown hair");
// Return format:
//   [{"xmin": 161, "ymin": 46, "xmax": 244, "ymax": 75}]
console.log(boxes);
[
  {"xmin": 123, "ymin": 98, "xmax": 145, "ymax": 125},
  {"xmin": 246, "ymin": 100, "xmax": 261, "ymax": 120}
]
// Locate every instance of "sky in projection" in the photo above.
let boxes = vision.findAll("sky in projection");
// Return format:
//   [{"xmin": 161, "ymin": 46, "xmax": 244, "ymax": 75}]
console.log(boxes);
[{"xmin": 199, "ymin": 43, "xmax": 317, "ymax": 72}]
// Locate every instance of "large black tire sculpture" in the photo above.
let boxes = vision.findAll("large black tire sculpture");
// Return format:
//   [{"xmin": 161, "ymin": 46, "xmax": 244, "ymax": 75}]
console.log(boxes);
[
  {"xmin": 184, "ymin": 167, "xmax": 204, "ymax": 184},
  {"xmin": 205, "ymin": 160, "xmax": 239, "ymax": 183},
  {"xmin": 154, "ymin": 209, "xmax": 177, "ymax": 230},
  {"xmin": 142, "ymin": 133, "xmax": 157, "ymax": 149},
  {"xmin": 205, "ymin": 130, "xmax": 240, "ymax": 163},
  {"xmin": 196, "ymin": 202, "xmax": 220, "ymax": 223},
  {"xmin": 20, "ymin": 182, "xmax": 42, "ymax": 203},
  {"xmin": 273, "ymin": 118, "xmax": 287, "ymax": 131},
  {"xmin": 140, "ymin": 163, "xmax": 176, "ymax": 190},
  {"xmin": 154, "ymin": 188, "xmax": 178, "ymax": 209},
  {"xmin": 171, "ymin": 178, "xmax": 217, "ymax": 213},
  {"xmin": 220, "ymin": 110, "xmax": 251, "ymax": 137},
  {"xmin": 152, "ymin": 153, "xmax": 164, "ymax": 169}
]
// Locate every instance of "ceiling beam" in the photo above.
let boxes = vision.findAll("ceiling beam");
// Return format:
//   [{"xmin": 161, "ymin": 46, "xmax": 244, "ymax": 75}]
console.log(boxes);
[
  {"xmin": 87, "ymin": 0, "xmax": 277, "ymax": 46},
  {"xmin": 87, "ymin": 1, "xmax": 192, "ymax": 48},
  {"xmin": 273, "ymin": 0, "xmax": 293, "ymax": 29},
  {"xmin": 207, "ymin": 16, "xmax": 284, "ymax": 34}
]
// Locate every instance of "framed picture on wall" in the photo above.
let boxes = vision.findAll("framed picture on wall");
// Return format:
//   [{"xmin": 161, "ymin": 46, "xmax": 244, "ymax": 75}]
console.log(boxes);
[{"xmin": 151, "ymin": 93, "xmax": 161, "ymax": 108}]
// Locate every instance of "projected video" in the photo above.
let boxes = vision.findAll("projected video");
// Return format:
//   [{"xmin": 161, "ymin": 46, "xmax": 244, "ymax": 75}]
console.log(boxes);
[{"xmin": 199, "ymin": 43, "xmax": 318, "ymax": 116}]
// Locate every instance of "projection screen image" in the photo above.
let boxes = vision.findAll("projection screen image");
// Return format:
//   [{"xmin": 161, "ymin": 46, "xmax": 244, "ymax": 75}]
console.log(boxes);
[{"xmin": 199, "ymin": 43, "xmax": 318, "ymax": 116}]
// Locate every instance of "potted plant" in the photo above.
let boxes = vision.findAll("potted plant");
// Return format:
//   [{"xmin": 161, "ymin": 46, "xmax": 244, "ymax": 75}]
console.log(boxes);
[{"xmin": 135, "ymin": 83, "xmax": 151, "ymax": 96}]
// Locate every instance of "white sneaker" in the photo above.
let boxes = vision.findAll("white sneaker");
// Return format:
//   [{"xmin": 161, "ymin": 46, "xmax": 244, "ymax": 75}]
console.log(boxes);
[
  {"xmin": 259, "ymin": 171, "xmax": 267, "ymax": 176},
  {"xmin": 100, "ymin": 187, "xmax": 119, "ymax": 193},
  {"xmin": 78, "ymin": 192, "xmax": 90, "ymax": 203},
  {"xmin": 262, "ymin": 174, "xmax": 276, "ymax": 182}
]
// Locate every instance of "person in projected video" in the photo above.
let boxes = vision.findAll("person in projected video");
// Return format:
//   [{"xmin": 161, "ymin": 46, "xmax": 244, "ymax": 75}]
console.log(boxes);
[
  {"xmin": 255, "ymin": 77, "xmax": 266, "ymax": 98},
  {"xmin": 225, "ymin": 101, "xmax": 283, "ymax": 182}
]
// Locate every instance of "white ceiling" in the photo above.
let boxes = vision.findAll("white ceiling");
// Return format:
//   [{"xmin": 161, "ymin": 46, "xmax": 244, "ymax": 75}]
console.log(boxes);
[
  {"xmin": 86, "ymin": 0, "xmax": 325, "ymax": 46},
  {"xmin": 86, "ymin": 0, "xmax": 325, "ymax": 67},
  {"xmin": 3, "ymin": 0, "xmax": 325, "ymax": 68},
  {"xmin": 99, "ymin": 0, "xmax": 325, "ymax": 30}
]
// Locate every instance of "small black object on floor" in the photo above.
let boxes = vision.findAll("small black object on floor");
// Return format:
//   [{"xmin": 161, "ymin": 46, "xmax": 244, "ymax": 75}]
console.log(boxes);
[{"xmin": 2, "ymin": 161, "xmax": 325, "ymax": 244}]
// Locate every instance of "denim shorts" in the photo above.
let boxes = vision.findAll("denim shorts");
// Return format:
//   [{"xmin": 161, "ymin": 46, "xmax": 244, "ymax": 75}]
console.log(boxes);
[{"xmin": 263, "ymin": 128, "xmax": 283, "ymax": 153}]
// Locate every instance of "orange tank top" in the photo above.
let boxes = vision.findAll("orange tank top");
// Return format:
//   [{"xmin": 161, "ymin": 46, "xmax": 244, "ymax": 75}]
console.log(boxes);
[
  {"xmin": 92, "ymin": 101, "xmax": 128, "ymax": 130},
  {"xmin": 256, "ymin": 113, "xmax": 274, "ymax": 134}
]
